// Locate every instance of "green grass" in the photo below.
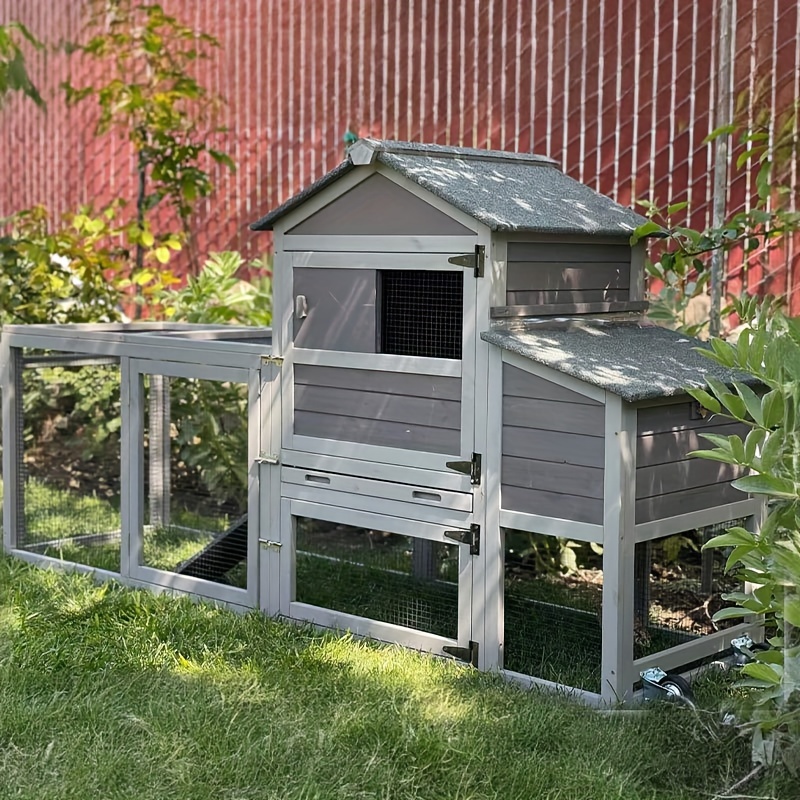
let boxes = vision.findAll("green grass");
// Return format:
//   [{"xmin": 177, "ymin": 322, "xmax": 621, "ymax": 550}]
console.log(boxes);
[{"xmin": 0, "ymin": 553, "xmax": 796, "ymax": 800}]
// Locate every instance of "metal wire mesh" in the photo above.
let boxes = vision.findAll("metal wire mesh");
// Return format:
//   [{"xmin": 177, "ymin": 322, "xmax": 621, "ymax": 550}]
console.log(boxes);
[
  {"xmin": 503, "ymin": 529, "xmax": 603, "ymax": 691},
  {"xmin": 295, "ymin": 516, "xmax": 460, "ymax": 638},
  {"xmin": 380, "ymin": 270, "xmax": 463, "ymax": 359},
  {"xmin": 16, "ymin": 352, "xmax": 122, "ymax": 571},
  {"xmin": 633, "ymin": 519, "xmax": 748, "ymax": 659},
  {"xmin": 141, "ymin": 374, "xmax": 249, "ymax": 587}
]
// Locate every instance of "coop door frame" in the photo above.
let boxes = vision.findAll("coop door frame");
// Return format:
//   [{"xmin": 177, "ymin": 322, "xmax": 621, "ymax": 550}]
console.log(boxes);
[
  {"xmin": 280, "ymin": 250, "xmax": 479, "ymax": 476},
  {"xmin": 275, "ymin": 497, "xmax": 474, "ymax": 655},
  {"xmin": 123, "ymin": 357, "xmax": 262, "ymax": 608}
]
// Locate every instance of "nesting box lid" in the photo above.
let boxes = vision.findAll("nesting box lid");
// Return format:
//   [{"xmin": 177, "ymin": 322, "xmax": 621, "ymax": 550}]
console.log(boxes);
[
  {"xmin": 250, "ymin": 138, "xmax": 648, "ymax": 235},
  {"xmin": 481, "ymin": 321, "xmax": 760, "ymax": 402}
]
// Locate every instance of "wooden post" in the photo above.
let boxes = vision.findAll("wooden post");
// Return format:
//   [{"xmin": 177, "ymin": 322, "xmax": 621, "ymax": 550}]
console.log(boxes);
[
  {"xmin": 601, "ymin": 394, "xmax": 637, "ymax": 704},
  {"xmin": 1, "ymin": 341, "xmax": 24, "ymax": 550}
]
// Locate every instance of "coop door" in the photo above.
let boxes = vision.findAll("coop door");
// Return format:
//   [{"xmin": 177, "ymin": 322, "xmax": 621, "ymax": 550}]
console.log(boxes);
[
  {"xmin": 286, "ymin": 251, "xmax": 479, "ymax": 476},
  {"xmin": 276, "ymin": 499, "xmax": 474, "ymax": 656},
  {"xmin": 125, "ymin": 359, "xmax": 261, "ymax": 608}
]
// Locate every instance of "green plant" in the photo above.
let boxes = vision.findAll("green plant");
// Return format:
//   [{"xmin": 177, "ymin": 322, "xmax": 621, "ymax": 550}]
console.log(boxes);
[
  {"xmin": 687, "ymin": 300, "xmax": 800, "ymax": 776},
  {"xmin": 0, "ymin": 21, "xmax": 44, "ymax": 108},
  {"xmin": 63, "ymin": 0, "xmax": 235, "ymax": 274},
  {"xmin": 632, "ymin": 97, "xmax": 800, "ymax": 336}
]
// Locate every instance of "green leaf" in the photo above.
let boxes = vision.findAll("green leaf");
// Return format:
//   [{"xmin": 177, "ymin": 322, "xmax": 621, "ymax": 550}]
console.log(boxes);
[
  {"xmin": 711, "ymin": 606, "xmax": 755, "ymax": 621},
  {"xmin": 734, "ymin": 381, "xmax": 764, "ymax": 426},
  {"xmin": 685, "ymin": 388, "xmax": 721, "ymax": 414},
  {"xmin": 761, "ymin": 391, "xmax": 784, "ymax": 429},
  {"xmin": 703, "ymin": 123, "xmax": 736, "ymax": 143},
  {"xmin": 731, "ymin": 474, "xmax": 797, "ymax": 498},
  {"xmin": 667, "ymin": 201, "xmax": 689, "ymax": 215},
  {"xmin": 782, "ymin": 595, "xmax": 800, "ymax": 628},
  {"xmin": 630, "ymin": 220, "xmax": 665, "ymax": 244},
  {"xmin": 141, "ymin": 230, "xmax": 155, "ymax": 247},
  {"xmin": 704, "ymin": 527, "xmax": 755, "ymax": 549},
  {"xmin": 154, "ymin": 246, "xmax": 170, "ymax": 264},
  {"xmin": 741, "ymin": 661, "xmax": 782, "ymax": 685}
]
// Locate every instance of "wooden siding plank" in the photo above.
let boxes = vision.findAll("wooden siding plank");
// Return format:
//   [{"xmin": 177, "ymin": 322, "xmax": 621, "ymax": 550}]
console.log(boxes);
[
  {"xmin": 506, "ymin": 288, "xmax": 629, "ymax": 306},
  {"xmin": 294, "ymin": 364, "xmax": 462, "ymax": 400},
  {"xmin": 637, "ymin": 403, "xmax": 740, "ymax": 435},
  {"xmin": 502, "ymin": 455, "xmax": 605, "ymax": 499},
  {"xmin": 294, "ymin": 410, "xmax": 461, "ymax": 454},
  {"xmin": 502, "ymin": 426, "xmax": 605, "ymax": 468},
  {"xmin": 635, "ymin": 482, "xmax": 747, "ymax": 524},
  {"xmin": 501, "ymin": 485, "xmax": 604, "ymax": 525},
  {"xmin": 636, "ymin": 458, "xmax": 744, "ymax": 500},
  {"xmin": 287, "ymin": 173, "xmax": 475, "ymax": 236},
  {"xmin": 503, "ymin": 396, "xmax": 605, "ymax": 436},
  {"xmin": 503, "ymin": 363, "xmax": 602, "ymax": 405},
  {"xmin": 507, "ymin": 242, "xmax": 631, "ymax": 263},
  {"xmin": 293, "ymin": 267, "xmax": 376, "ymax": 352},
  {"xmin": 294, "ymin": 384, "xmax": 461, "ymax": 429},
  {"xmin": 506, "ymin": 262, "xmax": 631, "ymax": 291},
  {"xmin": 637, "ymin": 422, "xmax": 748, "ymax": 467}
]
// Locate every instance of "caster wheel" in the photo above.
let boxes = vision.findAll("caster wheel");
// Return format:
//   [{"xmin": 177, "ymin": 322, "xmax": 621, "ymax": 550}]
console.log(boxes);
[{"xmin": 658, "ymin": 673, "xmax": 695, "ymax": 708}]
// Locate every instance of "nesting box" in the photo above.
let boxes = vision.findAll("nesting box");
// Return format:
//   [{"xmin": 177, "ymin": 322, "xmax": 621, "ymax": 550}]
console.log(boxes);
[{"xmin": 1, "ymin": 139, "xmax": 764, "ymax": 704}]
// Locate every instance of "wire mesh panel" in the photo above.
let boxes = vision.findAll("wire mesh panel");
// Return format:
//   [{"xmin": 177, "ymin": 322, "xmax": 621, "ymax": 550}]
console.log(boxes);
[
  {"xmin": 14, "ymin": 352, "xmax": 122, "ymax": 571},
  {"xmin": 633, "ymin": 521, "xmax": 748, "ymax": 660},
  {"xmin": 140, "ymin": 374, "xmax": 249, "ymax": 588},
  {"xmin": 294, "ymin": 516, "xmax": 460, "ymax": 639},
  {"xmin": 379, "ymin": 270, "xmax": 463, "ymax": 359},
  {"xmin": 503, "ymin": 529, "xmax": 603, "ymax": 692}
]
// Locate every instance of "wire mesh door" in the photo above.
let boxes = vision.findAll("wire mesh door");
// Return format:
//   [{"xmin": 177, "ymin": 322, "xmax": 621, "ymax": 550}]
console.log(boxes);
[
  {"xmin": 281, "ymin": 499, "xmax": 474, "ymax": 657},
  {"xmin": 127, "ymin": 360, "xmax": 259, "ymax": 606}
]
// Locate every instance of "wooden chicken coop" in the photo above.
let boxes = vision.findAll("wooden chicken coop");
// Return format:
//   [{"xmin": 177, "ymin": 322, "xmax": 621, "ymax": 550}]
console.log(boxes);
[{"xmin": 1, "ymin": 139, "xmax": 764, "ymax": 704}]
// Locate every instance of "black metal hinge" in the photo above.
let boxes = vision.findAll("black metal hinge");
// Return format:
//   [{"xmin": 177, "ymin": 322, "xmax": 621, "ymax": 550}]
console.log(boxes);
[
  {"xmin": 447, "ymin": 244, "xmax": 485, "ymax": 278},
  {"xmin": 443, "ymin": 640, "xmax": 479, "ymax": 667},
  {"xmin": 444, "ymin": 523, "xmax": 480, "ymax": 556},
  {"xmin": 445, "ymin": 452, "xmax": 481, "ymax": 485}
]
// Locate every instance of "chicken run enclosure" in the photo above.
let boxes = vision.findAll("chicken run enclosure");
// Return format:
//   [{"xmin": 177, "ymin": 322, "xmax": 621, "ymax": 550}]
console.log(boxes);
[{"xmin": 1, "ymin": 140, "xmax": 766, "ymax": 703}]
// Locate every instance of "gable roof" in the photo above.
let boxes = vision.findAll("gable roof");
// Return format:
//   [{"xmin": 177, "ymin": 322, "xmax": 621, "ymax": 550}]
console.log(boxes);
[
  {"xmin": 481, "ymin": 321, "xmax": 760, "ymax": 403},
  {"xmin": 250, "ymin": 138, "xmax": 648, "ymax": 236}
]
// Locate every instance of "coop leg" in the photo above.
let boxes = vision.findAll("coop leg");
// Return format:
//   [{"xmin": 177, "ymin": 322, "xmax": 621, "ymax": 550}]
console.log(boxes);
[
  {"xmin": 634, "ymin": 542, "xmax": 651, "ymax": 629},
  {"xmin": 700, "ymin": 534, "xmax": 714, "ymax": 595},
  {"xmin": 412, "ymin": 539, "xmax": 436, "ymax": 580},
  {"xmin": 148, "ymin": 374, "xmax": 170, "ymax": 528},
  {"xmin": 1, "ymin": 344, "xmax": 26, "ymax": 549}
]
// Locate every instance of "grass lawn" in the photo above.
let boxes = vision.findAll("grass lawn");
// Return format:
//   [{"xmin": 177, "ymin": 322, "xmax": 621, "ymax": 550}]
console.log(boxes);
[{"xmin": 0, "ymin": 554, "xmax": 795, "ymax": 800}]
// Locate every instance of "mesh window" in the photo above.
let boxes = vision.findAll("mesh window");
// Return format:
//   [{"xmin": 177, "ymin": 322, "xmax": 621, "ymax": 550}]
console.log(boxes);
[
  {"xmin": 295, "ymin": 517, "xmax": 459, "ymax": 638},
  {"xmin": 503, "ymin": 529, "xmax": 603, "ymax": 692},
  {"xmin": 380, "ymin": 270, "xmax": 463, "ymax": 359},
  {"xmin": 15, "ymin": 352, "xmax": 122, "ymax": 572},
  {"xmin": 141, "ymin": 374, "xmax": 249, "ymax": 588},
  {"xmin": 633, "ymin": 520, "xmax": 748, "ymax": 660}
]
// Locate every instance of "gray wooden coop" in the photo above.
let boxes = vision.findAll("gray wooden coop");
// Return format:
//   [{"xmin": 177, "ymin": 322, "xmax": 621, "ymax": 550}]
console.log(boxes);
[
  {"xmin": 248, "ymin": 138, "xmax": 763, "ymax": 702},
  {"xmin": 1, "ymin": 139, "xmax": 764, "ymax": 705}
]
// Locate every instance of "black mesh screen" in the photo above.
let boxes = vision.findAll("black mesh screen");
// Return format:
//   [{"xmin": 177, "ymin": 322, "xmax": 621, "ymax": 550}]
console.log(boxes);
[
  {"xmin": 503, "ymin": 529, "xmax": 603, "ymax": 692},
  {"xmin": 380, "ymin": 270, "xmax": 463, "ymax": 359},
  {"xmin": 295, "ymin": 517, "xmax": 459, "ymax": 638}
]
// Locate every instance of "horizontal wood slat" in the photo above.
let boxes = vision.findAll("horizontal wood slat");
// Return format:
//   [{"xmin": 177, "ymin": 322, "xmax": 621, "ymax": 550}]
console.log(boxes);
[
  {"xmin": 635, "ymin": 481, "xmax": 747, "ymax": 524},
  {"xmin": 501, "ymin": 484, "xmax": 604, "ymax": 524},
  {"xmin": 502, "ymin": 455, "xmax": 604, "ymax": 499},
  {"xmin": 506, "ymin": 262, "xmax": 630, "ymax": 291},
  {"xmin": 637, "ymin": 403, "xmax": 738, "ymax": 435},
  {"xmin": 502, "ymin": 426, "xmax": 605, "ymax": 468},
  {"xmin": 295, "ymin": 364, "xmax": 462, "ymax": 401},
  {"xmin": 637, "ymin": 423, "xmax": 748, "ymax": 467},
  {"xmin": 507, "ymin": 242, "xmax": 631, "ymax": 263},
  {"xmin": 503, "ymin": 363, "xmax": 602, "ymax": 406},
  {"xmin": 503, "ymin": 396, "xmax": 605, "ymax": 436},
  {"xmin": 636, "ymin": 458, "xmax": 744, "ymax": 500},
  {"xmin": 294, "ymin": 411, "xmax": 461, "ymax": 454},
  {"xmin": 507, "ymin": 289, "xmax": 628, "ymax": 306},
  {"xmin": 295, "ymin": 383, "xmax": 461, "ymax": 429}
]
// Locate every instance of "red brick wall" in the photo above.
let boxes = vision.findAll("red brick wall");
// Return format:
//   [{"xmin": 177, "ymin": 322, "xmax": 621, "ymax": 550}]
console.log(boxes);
[{"xmin": 1, "ymin": 1, "xmax": 798, "ymax": 309}]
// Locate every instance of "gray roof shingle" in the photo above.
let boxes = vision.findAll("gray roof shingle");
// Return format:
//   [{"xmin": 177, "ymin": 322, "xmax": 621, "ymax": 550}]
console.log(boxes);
[
  {"xmin": 250, "ymin": 139, "xmax": 648, "ymax": 235},
  {"xmin": 481, "ymin": 321, "xmax": 760, "ymax": 403}
]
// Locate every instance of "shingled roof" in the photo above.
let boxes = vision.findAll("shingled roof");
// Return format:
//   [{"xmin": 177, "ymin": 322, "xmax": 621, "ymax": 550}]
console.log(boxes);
[
  {"xmin": 481, "ymin": 321, "xmax": 760, "ymax": 403},
  {"xmin": 250, "ymin": 138, "xmax": 648, "ymax": 236}
]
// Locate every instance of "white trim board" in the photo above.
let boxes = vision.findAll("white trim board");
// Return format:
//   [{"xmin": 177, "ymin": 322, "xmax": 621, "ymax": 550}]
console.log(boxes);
[
  {"xmin": 500, "ymin": 349, "xmax": 606, "ymax": 404},
  {"xmin": 292, "ymin": 348, "xmax": 462, "ymax": 377},
  {"xmin": 282, "ymin": 235, "xmax": 480, "ymax": 253},
  {"xmin": 633, "ymin": 498, "xmax": 763, "ymax": 542},
  {"xmin": 290, "ymin": 251, "xmax": 467, "ymax": 270},
  {"xmin": 499, "ymin": 509, "xmax": 604, "ymax": 543}
]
